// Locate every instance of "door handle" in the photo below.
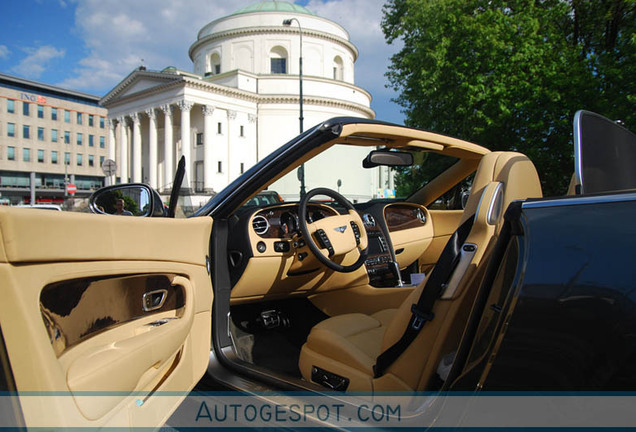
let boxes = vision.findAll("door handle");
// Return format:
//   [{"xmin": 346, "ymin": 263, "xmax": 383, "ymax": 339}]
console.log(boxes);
[{"xmin": 142, "ymin": 288, "xmax": 168, "ymax": 312}]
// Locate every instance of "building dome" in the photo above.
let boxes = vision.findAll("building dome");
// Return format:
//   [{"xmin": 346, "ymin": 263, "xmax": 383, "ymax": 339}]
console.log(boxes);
[
  {"xmin": 231, "ymin": 1, "xmax": 316, "ymax": 17},
  {"xmin": 191, "ymin": 1, "xmax": 356, "ymax": 81}
]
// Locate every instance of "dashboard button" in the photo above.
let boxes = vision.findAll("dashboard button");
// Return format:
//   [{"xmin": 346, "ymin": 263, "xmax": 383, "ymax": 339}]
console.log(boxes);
[{"xmin": 274, "ymin": 241, "xmax": 290, "ymax": 253}]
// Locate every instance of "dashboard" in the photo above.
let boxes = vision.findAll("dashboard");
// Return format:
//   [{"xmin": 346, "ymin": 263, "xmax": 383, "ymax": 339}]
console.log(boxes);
[
  {"xmin": 250, "ymin": 204, "xmax": 338, "ymax": 239},
  {"xmin": 228, "ymin": 201, "xmax": 434, "ymax": 300}
]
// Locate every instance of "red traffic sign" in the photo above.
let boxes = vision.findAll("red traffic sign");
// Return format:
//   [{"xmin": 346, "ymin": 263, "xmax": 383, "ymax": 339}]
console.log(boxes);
[{"xmin": 66, "ymin": 184, "xmax": 77, "ymax": 194}]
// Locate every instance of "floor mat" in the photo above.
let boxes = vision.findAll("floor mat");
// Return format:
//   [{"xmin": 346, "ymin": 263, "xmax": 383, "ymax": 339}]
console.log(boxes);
[{"xmin": 230, "ymin": 298, "xmax": 329, "ymax": 378}]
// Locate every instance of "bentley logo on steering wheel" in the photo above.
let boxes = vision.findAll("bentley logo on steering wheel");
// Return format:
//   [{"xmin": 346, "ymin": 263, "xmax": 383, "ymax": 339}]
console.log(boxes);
[{"xmin": 334, "ymin": 226, "xmax": 347, "ymax": 233}]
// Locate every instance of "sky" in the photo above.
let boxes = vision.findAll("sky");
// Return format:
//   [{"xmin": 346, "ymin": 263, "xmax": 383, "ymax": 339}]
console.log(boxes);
[{"xmin": 0, "ymin": 0, "xmax": 405, "ymax": 124}]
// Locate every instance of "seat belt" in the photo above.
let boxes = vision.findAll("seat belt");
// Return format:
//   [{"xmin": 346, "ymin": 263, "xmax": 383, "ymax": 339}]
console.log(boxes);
[{"xmin": 373, "ymin": 214, "xmax": 476, "ymax": 378}]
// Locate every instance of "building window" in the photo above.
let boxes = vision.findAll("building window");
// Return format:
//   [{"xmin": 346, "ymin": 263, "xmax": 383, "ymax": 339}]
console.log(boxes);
[
  {"xmin": 7, "ymin": 99, "xmax": 14, "ymax": 114},
  {"xmin": 51, "ymin": 151, "xmax": 58, "ymax": 164},
  {"xmin": 217, "ymin": 122, "xmax": 222, "ymax": 134},
  {"xmin": 89, "ymin": 155, "xmax": 94, "ymax": 167},
  {"xmin": 51, "ymin": 107, "xmax": 58, "ymax": 121},
  {"xmin": 77, "ymin": 154, "xmax": 82, "ymax": 166},
  {"xmin": 77, "ymin": 112, "xmax": 82, "ymax": 125},
  {"xmin": 23, "ymin": 102, "xmax": 30, "ymax": 116},
  {"xmin": 99, "ymin": 136, "xmax": 105, "ymax": 148},
  {"xmin": 38, "ymin": 127, "xmax": 44, "ymax": 141},
  {"xmin": 7, "ymin": 146, "xmax": 15, "ymax": 161},
  {"xmin": 271, "ymin": 58, "xmax": 287, "ymax": 74},
  {"xmin": 23, "ymin": 148, "xmax": 30, "ymax": 162},
  {"xmin": 64, "ymin": 110, "xmax": 70, "ymax": 123},
  {"xmin": 240, "ymin": 125, "xmax": 244, "ymax": 137},
  {"xmin": 88, "ymin": 114, "xmax": 94, "ymax": 127},
  {"xmin": 23, "ymin": 125, "xmax": 30, "ymax": 139},
  {"xmin": 64, "ymin": 131, "xmax": 70, "ymax": 144},
  {"xmin": 270, "ymin": 46, "xmax": 288, "ymax": 74},
  {"xmin": 333, "ymin": 56, "xmax": 344, "ymax": 80},
  {"xmin": 196, "ymin": 133, "xmax": 203, "ymax": 146},
  {"xmin": 64, "ymin": 152, "xmax": 70, "ymax": 165},
  {"xmin": 77, "ymin": 133, "xmax": 83, "ymax": 145},
  {"xmin": 209, "ymin": 53, "xmax": 221, "ymax": 75},
  {"xmin": 7, "ymin": 123, "xmax": 15, "ymax": 137},
  {"xmin": 37, "ymin": 105, "xmax": 44, "ymax": 119},
  {"xmin": 240, "ymin": 162, "xmax": 245, "ymax": 174},
  {"xmin": 100, "ymin": 117, "xmax": 105, "ymax": 128},
  {"xmin": 37, "ymin": 149, "xmax": 45, "ymax": 163},
  {"xmin": 100, "ymin": 156, "xmax": 104, "ymax": 166},
  {"xmin": 89, "ymin": 134, "xmax": 94, "ymax": 147},
  {"xmin": 217, "ymin": 161, "xmax": 222, "ymax": 173},
  {"xmin": 51, "ymin": 129, "xmax": 58, "ymax": 142}
]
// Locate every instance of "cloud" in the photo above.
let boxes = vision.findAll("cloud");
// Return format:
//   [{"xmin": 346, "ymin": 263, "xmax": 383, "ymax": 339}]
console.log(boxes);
[
  {"xmin": 0, "ymin": 45, "xmax": 9, "ymax": 59},
  {"xmin": 59, "ymin": 0, "xmax": 254, "ymax": 92},
  {"xmin": 11, "ymin": 45, "xmax": 66, "ymax": 79}
]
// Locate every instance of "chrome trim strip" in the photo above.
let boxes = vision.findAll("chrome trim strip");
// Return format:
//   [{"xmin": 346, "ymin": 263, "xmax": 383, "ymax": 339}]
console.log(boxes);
[
  {"xmin": 522, "ymin": 192, "xmax": 636, "ymax": 209},
  {"xmin": 486, "ymin": 183, "xmax": 504, "ymax": 225},
  {"xmin": 573, "ymin": 110, "xmax": 585, "ymax": 194}
]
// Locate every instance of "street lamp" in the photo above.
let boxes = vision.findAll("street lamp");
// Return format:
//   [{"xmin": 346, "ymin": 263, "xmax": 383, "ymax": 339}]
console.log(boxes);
[{"xmin": 283, "ymin": 17, "xmax": 306, "ymax": 198}]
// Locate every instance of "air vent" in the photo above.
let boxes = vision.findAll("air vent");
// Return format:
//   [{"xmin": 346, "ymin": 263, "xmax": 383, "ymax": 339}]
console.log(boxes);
[
  {"xmin": 362, "ymin": 213, "xmax": 376, "ymax": 227},
  {"xmin": 252, "ymin": 215, "xmax": 269, "ymax": 235},
  {"xmin": 415, "ymin": 208, "xmax": 427, "ymax": 224}
]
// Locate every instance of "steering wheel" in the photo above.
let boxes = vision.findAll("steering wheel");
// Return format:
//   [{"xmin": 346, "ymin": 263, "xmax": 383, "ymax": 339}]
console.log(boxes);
[{"xmin": 298, "ymin": 188, "xmax": 368, "ymax": 273}]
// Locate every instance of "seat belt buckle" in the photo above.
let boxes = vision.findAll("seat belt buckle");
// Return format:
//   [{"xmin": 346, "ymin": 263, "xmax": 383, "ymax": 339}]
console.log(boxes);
[{"xmin": 411, "ymin": 304, "xmax": 434, "ymax": 330}]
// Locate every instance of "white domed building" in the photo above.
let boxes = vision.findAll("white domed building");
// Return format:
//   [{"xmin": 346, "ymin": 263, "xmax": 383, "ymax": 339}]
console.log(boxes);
[{"xmin": 102, "ymin": 1, "xmax": 384, "ymax": 205}]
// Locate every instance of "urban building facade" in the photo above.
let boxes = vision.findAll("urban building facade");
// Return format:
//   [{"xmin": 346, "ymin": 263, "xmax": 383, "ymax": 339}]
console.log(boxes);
[
  {"xmin": 102, "ymin": 1, "xmax": 392, "ymax": 207},
  {"xmin": 0, "ymin": 73, "xmax": 108, "ymax": 205}
]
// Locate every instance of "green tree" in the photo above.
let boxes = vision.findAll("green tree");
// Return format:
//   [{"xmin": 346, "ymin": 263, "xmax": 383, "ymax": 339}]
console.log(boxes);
[{"xmin": 383, "ymin": 0, "xmax": 635, "ymax": 196}]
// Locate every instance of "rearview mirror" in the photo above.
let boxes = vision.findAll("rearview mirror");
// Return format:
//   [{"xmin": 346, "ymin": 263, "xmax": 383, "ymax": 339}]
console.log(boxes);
[
  {"xmin": 89, "ymin": 184, "xmax": 167, "ymax": 217},
  {"xmin": 362, "ymin": 150, "xmax": 413, "ymax": 168}
]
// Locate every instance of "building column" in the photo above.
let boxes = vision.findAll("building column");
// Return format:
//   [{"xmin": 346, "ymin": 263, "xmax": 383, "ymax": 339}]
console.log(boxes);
[
  {"xmin": 107, "ymin": 119, "xmax": 116, "ymax": 186},
  {"xmin": 131, "ymin": 112, "xmax": 142, "ymax": 183},
  {"xmin": 202, "ymin": 105, "xmax": 215, "ymax": 192},
  {"xmin": 146, "ymin": 108, "xmax": 158, "ymax": 189},
  {"xmin": 30, "ymin": 172, "xmax": 36, "ymax": 205},
  {"xmin": 118, "ymin": 116, "xmax": 128, "ymax": 183},
  {"xmin": 227, "ymin": 110, "xmax": 237, "ymax": 182},
  {"xmin": 177, "ymin": 100, "xmax": 194, "ymax": 192},
  {"xmin": 161, "ymin": 104, "xmax": 173, "ymax": 192},
  {"xmin": 248, "ymin": 113, "xmax": 257, "ymax": 166}
]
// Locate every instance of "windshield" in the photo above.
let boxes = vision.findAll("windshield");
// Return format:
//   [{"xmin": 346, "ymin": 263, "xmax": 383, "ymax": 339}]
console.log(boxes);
[{"xmin": 268, "ymin": 144, "xmax": 460, "ymax": 205}]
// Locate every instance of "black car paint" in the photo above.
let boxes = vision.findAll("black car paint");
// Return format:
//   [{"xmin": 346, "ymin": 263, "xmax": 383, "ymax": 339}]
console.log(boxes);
[{"xmin": 455, "ymin": 193, "xmax": 636, "ymax": 391}]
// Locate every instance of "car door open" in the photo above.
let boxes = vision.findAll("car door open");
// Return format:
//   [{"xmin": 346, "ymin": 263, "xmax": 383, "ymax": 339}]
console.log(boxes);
[{"xmin": 0, "ymin": 207, "xmax": 213, "ymax": 428}]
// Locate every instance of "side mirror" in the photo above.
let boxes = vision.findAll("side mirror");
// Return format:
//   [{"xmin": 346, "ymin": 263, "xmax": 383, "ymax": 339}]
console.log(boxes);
[
  {"xmin": 362, "ymin": 149, "xmax": 413, "ymax": 168},
  {"xmin": 89, "ymin": 184, "xmax": 167, "ymax": 217}
]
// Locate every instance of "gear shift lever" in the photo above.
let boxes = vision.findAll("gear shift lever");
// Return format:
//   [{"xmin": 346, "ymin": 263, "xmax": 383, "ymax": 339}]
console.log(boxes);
[{"xmin": 389, "ymin": 261, "xmax": 404, "ymax": 287}]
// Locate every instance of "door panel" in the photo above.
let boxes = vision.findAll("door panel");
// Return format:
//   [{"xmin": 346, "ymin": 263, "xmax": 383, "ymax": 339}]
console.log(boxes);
[{"xmin": 0, "ymin": 208, "xmax": 213, "ymax": 428}]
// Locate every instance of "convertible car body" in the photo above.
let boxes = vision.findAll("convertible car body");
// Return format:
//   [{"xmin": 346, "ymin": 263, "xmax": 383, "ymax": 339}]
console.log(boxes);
[{"xmin": 0, "ymin": 112, "xmax": 634, "ymax": 428}]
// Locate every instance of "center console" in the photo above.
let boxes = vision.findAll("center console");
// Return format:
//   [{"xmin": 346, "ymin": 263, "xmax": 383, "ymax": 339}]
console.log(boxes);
[{"xmin": 362, "ymin": 217, "xmax": 398, "ymax": 286}]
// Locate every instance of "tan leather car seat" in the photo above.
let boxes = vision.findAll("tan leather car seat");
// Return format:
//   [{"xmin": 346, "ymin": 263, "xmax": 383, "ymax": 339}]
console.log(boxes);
[{"xmin": 299, "ymin": 152, "xmax": 543, "ymax": 391}]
